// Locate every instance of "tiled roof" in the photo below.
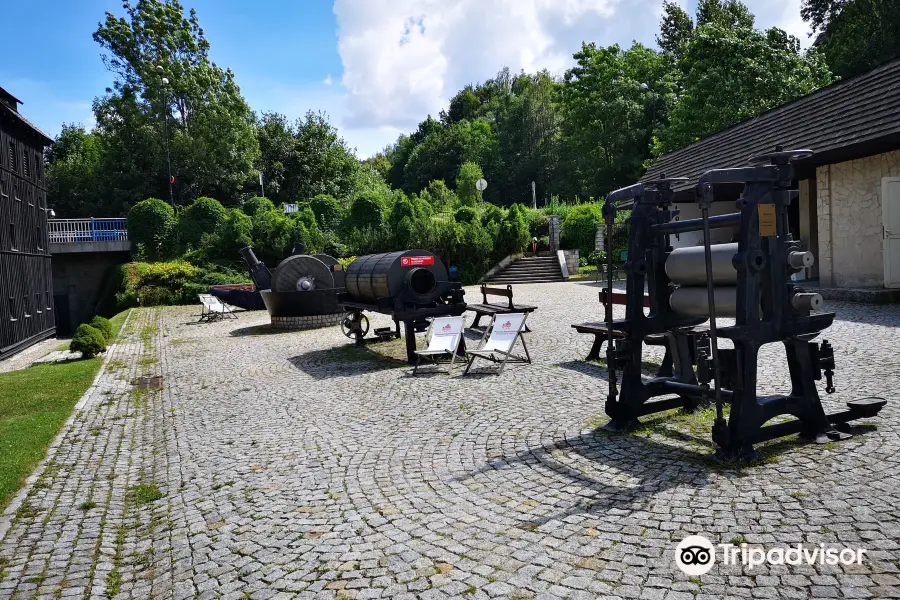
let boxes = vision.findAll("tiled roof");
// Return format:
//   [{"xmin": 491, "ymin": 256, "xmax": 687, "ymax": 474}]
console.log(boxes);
[{"xmin": 641, "ymin": 58, "xmax": 900, "ymax": 191}]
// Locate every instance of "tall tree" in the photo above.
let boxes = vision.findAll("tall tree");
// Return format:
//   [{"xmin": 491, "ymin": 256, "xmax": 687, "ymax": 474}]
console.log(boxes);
[
  {"xmin": 657, "ymin": 2, "xmax": 694, "ymax": 60},
  {"xmin": 46, "ymin": 125, "xmax": 104, "ymax": 217},
  {"xmin": 560, "ymin": 42, "xmax": 674, "ymax": 196},
  {"xmin": 653, "ymin": 8, "xmax": 832, "ymax": 155},
  {"xmin": 801, "ymin": 0, "xmax": 900, "ymax": 77},
  {"xmin": 92, "ymin": 0, "xmax": 259, "ymax": 207}
]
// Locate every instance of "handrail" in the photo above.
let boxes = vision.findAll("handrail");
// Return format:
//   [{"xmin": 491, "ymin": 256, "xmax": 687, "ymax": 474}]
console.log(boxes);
[{"xmin": 48, "ymin": 218, "xmax": 128, "ymax": 243}]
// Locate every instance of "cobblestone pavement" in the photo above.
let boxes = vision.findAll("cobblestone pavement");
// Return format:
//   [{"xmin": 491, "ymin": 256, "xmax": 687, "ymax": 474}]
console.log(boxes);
[{"xmin": 2, "ymin": 282, "xmax": 899, "ymax": 600}]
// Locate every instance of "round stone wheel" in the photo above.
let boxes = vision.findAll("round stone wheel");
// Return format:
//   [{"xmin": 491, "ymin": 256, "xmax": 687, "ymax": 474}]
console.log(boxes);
[{"xmin": 272, "ymin": 255, "xmax": 335, "ymax": 293}]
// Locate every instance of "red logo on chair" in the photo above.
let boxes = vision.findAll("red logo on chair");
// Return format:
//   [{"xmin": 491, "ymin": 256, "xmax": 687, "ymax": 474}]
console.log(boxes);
[
  {"xmin": 501, "ymin": 320, "xmax": 512, "ymax": 330},
  {"xmin": 442, "ymin": 324, "xmax": 452, "ymax": 332}
]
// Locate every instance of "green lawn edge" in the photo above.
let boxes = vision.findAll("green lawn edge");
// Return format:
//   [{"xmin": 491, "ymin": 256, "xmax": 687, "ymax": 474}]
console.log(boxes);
[{"xmin": 0, "ymin": 309, "xmax": 131, "ymax": 510}]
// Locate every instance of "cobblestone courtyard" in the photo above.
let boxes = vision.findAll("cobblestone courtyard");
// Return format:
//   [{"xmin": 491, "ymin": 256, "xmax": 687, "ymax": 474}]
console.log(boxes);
[{"xmin": 2, "ymin": 281, "xmax": 899, "ymax": 600}]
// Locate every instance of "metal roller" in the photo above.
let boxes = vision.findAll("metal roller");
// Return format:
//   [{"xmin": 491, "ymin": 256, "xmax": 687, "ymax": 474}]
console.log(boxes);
[
  {"xmin": 791, "ymin": 292, "xmax": 823, "ymax": 312},
  {"xmin": 666, "ymin": 243, "xmax": 738, "ymax": 285},
  {"xmin": 669, "ymin": 286, "xmax": 738, "ymax": 318},
  {"xmin": 788, "ymin": 251, "xmax": 815, "ymax": 270},
  {"xmin": 344, "ymin": 250, "xmax": 446, "ymax": 305},
  {"xmin": 313, "ymin": 254, "xmax": 345, "ymax": 289},
  {"xmin": 272, "ymin": 255, "xmax": 335, "ymax": 292}
]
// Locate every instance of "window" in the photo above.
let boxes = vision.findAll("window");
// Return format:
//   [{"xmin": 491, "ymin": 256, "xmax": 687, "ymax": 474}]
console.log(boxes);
[
  {"xmin": 9, "ymin": 223, "xmax": 15, "ymax": 251},
  {"xmin": 23, "ymin": 295, "xmax": 31, "ymax": 318},
  {"xmin": 8, "ymin": 140, "xmax": 16, "ymax": 172},
  {"xmin": 36, "ymin": 225, "xmax": 43, "ymax": 251},
  {"xmin": 46, "ymin": 291, "xmax": 52, "ymax": 311},
  {"xmin": 8, "ymin": 297, "xmax": 16, "ymax": 322},
  {"xmin": 22, "ymin": 148, "xmax": 29, "ymax": 179}
]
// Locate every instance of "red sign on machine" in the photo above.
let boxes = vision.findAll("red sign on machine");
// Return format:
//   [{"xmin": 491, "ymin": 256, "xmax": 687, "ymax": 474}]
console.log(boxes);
[{"xmin": 401, "ymin": 256, "xmax": 434, "ymax": 266}]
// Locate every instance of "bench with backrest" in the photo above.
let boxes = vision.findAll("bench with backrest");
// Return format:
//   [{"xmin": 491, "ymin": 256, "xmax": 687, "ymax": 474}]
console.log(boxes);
[
  {"xmin": 571, "ymin": 288, "xmax": 662, "ymax": 361},
  {"xmin": 468, "ymin": 284, "xmax": 537, "ymax": 331}
]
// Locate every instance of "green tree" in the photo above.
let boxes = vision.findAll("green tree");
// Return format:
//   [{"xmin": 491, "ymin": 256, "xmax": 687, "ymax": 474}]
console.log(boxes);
[
  {"xmin": 128, "ymin": 198, "xmax": 175, "ymax": 260},
  {"xmin": 92, "ymin": 0, "xmax": 259, "ymax": 206},
  {"xmin": 218, "ymin": 209, "xmax": 252, "ymax": 256},
  {"xmin": 497, "ymin": 204, "xmax": 530, "ymax": 256},
  {"xmin": 46, "ymin": 125, "xmax": 105, "ymax": 217},
  {"xmin": 654, "ymin": 22, "xmax": 832, "ymax": 154},
  {"xmin": 801, "ymin": 0, "xmax": 900, "ymax": 77},
  {"xmin": 561, "ymin": 203, "xmax": 603, "ymax": 255},
  {"xmin": 657, "ymin": 2, "xmax": 694, "ymax": 60},
  {"xmin": 456, "ymin": 162, "xmax": 484, "ymax": 207},
  {"xmin": 560, "ymin": 42, "xmax": 674, "ymax": 196}
]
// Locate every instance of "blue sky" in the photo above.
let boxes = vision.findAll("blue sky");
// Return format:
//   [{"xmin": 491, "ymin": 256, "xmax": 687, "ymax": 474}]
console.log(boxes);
[{"xmin": 1, "ymin": 0, "xmax": 809, "ymax": 158}]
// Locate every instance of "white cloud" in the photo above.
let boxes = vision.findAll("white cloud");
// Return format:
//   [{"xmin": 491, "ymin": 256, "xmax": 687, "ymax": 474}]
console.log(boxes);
[
  {"xmin": 330, "ymin": 0, "xmax": 812, "ymax": 156},
  {"xmin": 323, "ymin": 74, "xmax": 333, "ymax": 86}
]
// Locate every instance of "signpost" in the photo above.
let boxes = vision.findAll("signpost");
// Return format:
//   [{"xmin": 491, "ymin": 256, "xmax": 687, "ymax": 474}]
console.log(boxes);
[{"xmin": 475, "ymin": 178, "xmax": 488, "ymax": 204}]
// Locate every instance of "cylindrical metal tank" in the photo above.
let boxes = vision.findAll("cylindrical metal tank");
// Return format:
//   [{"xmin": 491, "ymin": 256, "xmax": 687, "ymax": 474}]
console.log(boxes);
[
  {"xmin": 669, "ymin": 286, "xmax": 739, "ymax": 318},
  {"xmin": 344, "ymin": 250, "xmax": 447, "ymax": 305},
  {"xmin": 666, "ymin": 243, "xmax": 738, "ymax": 286}
]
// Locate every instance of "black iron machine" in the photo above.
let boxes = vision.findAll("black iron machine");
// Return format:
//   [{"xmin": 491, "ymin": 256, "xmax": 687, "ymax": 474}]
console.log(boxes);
[{"xmin": 600, "ymin": 148, "xmax": 886, "ymax": 459}]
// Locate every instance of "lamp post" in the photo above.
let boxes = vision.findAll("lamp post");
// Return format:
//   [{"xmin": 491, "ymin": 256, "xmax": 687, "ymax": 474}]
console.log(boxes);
[{"xmin": 155, "ymin": 65, "xmax": 174, "ymax": 207}]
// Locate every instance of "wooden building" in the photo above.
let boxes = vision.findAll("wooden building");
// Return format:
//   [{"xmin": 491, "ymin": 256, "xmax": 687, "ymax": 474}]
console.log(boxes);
[
  {"xmin": 642, "ymin": 58, "xmax": 900, "ymax": 289},
  {"xmin": 0, "ymin": 85, "xmax": 55, "ymax": 360}
]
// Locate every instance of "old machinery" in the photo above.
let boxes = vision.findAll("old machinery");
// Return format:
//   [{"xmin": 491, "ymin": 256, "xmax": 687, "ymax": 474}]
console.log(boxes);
[{"xmin": 599, "ymin": 150, "xmax": 885, "ymax": 460}]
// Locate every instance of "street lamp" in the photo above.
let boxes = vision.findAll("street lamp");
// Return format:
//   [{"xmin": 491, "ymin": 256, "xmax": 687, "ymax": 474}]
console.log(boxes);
[{"xmin": 155, "ymin": 65, "xmax": 174, "ymax": 207}]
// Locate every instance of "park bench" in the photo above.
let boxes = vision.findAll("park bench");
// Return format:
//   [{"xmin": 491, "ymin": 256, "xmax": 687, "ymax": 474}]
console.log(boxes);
[
  {"xmin": 572, "ymin": 288, "xmax": 659, "ymax": 361},
  {"xmin": 467, "ymin": 284, "xmax": 537, "ymax": 332}
]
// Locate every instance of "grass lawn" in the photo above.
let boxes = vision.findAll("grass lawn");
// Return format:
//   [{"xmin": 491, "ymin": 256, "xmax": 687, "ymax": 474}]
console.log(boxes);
[{"xmin": 0, "ymin": 309, "xmax": 130, "ymax": 509}]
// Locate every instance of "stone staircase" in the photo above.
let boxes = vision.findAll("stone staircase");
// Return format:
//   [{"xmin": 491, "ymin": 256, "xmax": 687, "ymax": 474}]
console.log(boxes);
[{"xmin": 487, "ymin": 255, "xmax": 565, "ymax": 284}]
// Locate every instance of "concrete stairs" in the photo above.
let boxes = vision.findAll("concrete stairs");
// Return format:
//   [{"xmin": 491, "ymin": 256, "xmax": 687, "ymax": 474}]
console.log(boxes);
[{"xmin": 487, "ymin": 255, "xmax": 565, "ymax": 284}]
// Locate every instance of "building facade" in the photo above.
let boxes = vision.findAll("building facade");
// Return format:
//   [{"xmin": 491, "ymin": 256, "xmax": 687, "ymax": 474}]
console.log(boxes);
[{"xmin": 0, "ymin": 86, "xmax": 55, "ymax": 360}]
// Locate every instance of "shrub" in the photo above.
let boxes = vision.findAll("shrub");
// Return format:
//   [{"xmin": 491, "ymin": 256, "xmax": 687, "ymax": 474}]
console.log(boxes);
[
  {"xmin": 138, "ymin": 285, "xmax": 174, "ymax": 306},
  {"xmin": 456, "ymin": 162, "xmax": 484, "ymax": 207},
  {"xmin": 310, "ymin": 194, "xmax": 343, "ymax": 231},
  {"xmin": 588, "ymin": 249, "xmax": 607, "ymax": 267},
  {"xmin": 421, "ymin": 180, "xmax": 457, "ymax": 209},
  {"xmin": 178, "ymin": 197, "xmax": 226, "ymax": 249},
  {"xmin": 347, "ymin": 192, "xmax": 385, "ymax": 231},
  {"xmin": 242, "ymin": 196, "xmax": 275, "ymax": 217},
  {"xmin": 90, "ymin": 316, "xmax": 113, "ymax": 342},
  {"xmin": 251, "ymin": 208, "xmax": 294, "ymax": 265},
  {"xmin": 480, "ymin": 204, "xmax": 506, "ymax": 227},
  {"xmin": 128, "ymin": 198, "xmax": 175, "ymax": 261},
  {"xmin": 497, "ymin": 203, "xmax": 530, "ymax": 257},
  {"xmin": 71, "ymin": 324, "xmax": 107, "ymax": 358},
  {"xmin": 218, "ymin": 209, "xmax": 253, "ymax": 256},
  {"xmin": 525, "ymin": 210, "xmax": 550, "ymax": 237},
  {"xmin": 454, "ymin": 206, "xmax": 477, "ymax": 224},
  {"xmin": 561, "ymin": 203, "xmax": 602, "ymax": 255}
]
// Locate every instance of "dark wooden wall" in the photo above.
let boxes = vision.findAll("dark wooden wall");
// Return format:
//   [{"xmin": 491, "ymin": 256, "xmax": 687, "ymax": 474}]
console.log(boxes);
[{"xmin": 0, "ymin": 122, "xmax": 54, "ymax": 359}]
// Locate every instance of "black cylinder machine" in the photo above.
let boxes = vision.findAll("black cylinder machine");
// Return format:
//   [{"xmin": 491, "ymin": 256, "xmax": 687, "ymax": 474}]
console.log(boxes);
[
  {"xmin": 598, "ymin": 148, "xmax": 885, "ymax": 460},
  {"xmin": 337, "ymin": 250, "xmax": 466, "ymax": 363},
  {"xmin": 240, "ymin": 247, "xmax": 346, "ymax": 329}
]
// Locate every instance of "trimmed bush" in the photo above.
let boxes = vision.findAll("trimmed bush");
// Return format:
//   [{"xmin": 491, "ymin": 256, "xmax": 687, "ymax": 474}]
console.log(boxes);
[
  {"xmin": 218, "ymin": 209, "xmax": 253, "ymax": 255},
  {"xmin": 90, "ymin": 316, "xmax": 113, "ymax": 342},
  {"xmin": 179, "ymin": 197, "xmax": 226, "ymax": 248},
  {"xmin": 310, "ymin": 194, "xmax": 343, "ymax": 231},
  {"xmin": 561, "ymin": 203, "xmax": 602, "ymax": 255},
  {"xmin": 128, "ymin": 198, "xmax": 175, "ymax": 261},
  {"xmin": 497, "ymin": 203, "xmax": 530, "ymax": 257},
  {"xmin": 242, "ymin": 196, "xmax": 275, "ymax": 218},
  {"xmin": 347, "ymin": 192, "xmax": 385, "ymax": 231},
  {"xmin": 71, "ymin": 324, "xmax": 107, "ymax": 358}
]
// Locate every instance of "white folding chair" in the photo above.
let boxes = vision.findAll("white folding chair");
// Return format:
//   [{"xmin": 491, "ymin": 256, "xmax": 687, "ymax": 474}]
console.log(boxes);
[
  {"xmin": 412, "ymin": 316, "xmax": 466, "ymax": 375},
  {"xmin": 463, "ymin": 312, "xmax": 531, "ymax": 375},
  {"xmin": 198, "ymin": 294, "xmax": 219, "ymax": 322}
]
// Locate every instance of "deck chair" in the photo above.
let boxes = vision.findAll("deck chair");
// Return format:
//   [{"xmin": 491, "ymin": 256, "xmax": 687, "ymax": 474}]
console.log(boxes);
[
  {"xmin": 198, "ymin": 294, "xmax": 220, "ymax": 322},
  {"xmin": 412, "ymin": 316, "xmax": 465, "ymax": 375},
  {"xmin": 463, "ymin": 312, "xmax": 531, "ymax": 375}
]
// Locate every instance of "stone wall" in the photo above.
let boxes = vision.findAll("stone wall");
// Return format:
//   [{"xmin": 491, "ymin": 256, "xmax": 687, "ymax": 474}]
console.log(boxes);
[
  {"xmin": 270, "ymin": 313, "xmax": 346, "ymax": 330},
  {"xmin": 561, "ymin": 249, "xmax": 579, "ymax": 275},
  {"xmin": 816, "ymin": 149, "xmax": 900, "ymax": 287}
]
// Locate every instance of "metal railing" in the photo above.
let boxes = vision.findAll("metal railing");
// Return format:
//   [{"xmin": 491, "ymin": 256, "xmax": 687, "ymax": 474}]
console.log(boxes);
[{"xmin": 48, "ymin": 218, "xmax": 128, "ymax": 243}]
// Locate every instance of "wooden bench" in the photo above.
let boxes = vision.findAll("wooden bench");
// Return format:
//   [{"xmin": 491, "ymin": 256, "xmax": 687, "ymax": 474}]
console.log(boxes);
[
  {"xmin": 468, "ymin": 284, "xmax": 537, "ymax": 332},
  {"xmin": 571, "ymin": 288, "xmax": 655, "ymax": 361}
]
